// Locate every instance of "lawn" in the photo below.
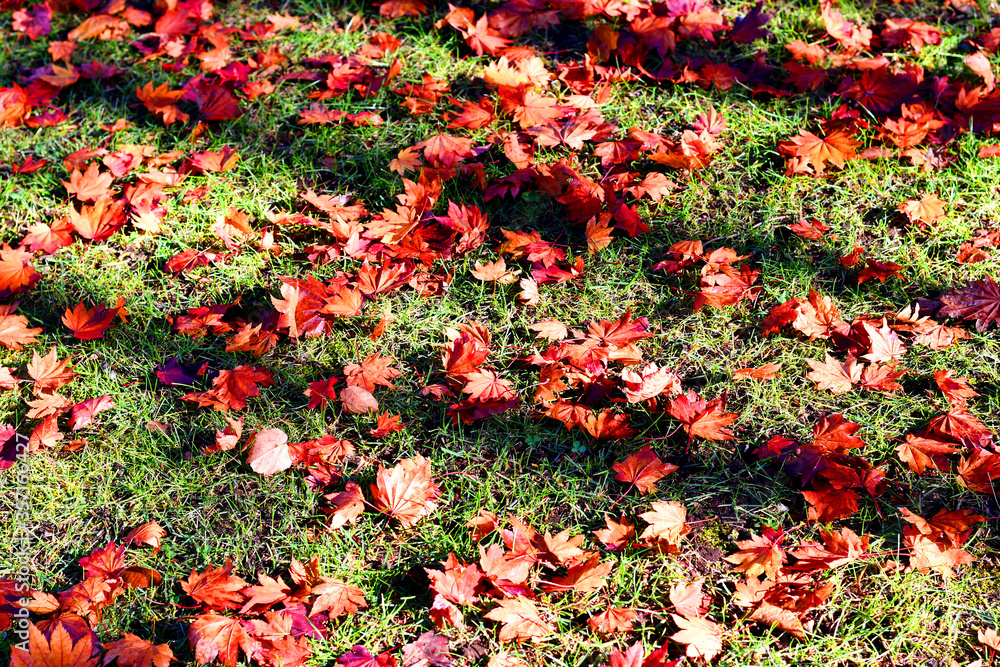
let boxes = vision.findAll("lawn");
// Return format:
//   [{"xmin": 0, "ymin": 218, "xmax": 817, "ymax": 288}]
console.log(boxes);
[{"xmin": 1, "ymin": 0, "xmax": 999, "ymax": 665}]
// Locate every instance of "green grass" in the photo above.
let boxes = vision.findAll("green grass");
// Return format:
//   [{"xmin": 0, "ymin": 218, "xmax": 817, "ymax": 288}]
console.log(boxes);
[{"xmin": 2, "ymin": 0, "xmax": 1000, "ymax": 665}]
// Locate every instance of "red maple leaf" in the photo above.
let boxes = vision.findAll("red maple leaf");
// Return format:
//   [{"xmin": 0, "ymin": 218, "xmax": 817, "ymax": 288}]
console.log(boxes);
[
  {"xmin": 182, "ymin": 366, "xmax": 275, "ymax": 412},
  {"xmin": 498, "ymin": 85, "xmax": 562, "ymax": 129},
  {"xmin": 612, "ymin": 445, "xmax": 678, "ymax": 494},
  {"xmin": 62, "ymin": 297, "xmax": 127, "ymax": 340},
  {"xmin": 779, "ymin": 128, "xmax": 860, "ymax": 174},
  {"xmin": 668, "ymin": 391, "xmax": 738, "ymax": 441},
  {"xmin": 940, "ymin": 278, "xmax": 1000, "ymax": 331}
]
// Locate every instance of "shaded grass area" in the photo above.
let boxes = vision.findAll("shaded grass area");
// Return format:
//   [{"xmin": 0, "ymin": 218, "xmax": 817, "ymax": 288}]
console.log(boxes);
[{"xmin": 2, "ymin": 0, "xmax": 1000, "ymax": 665}]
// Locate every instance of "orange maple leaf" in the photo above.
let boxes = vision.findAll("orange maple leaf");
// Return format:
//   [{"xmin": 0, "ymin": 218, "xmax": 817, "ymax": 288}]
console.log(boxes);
[
  {"xmin": 670, "ymin": 614, "xmax": 724, "ymax": 661},
  {"xmin": 0, "ymin": 244, "xmax": 40, "ymax": 295},
  {"xmin": 805, "ymin": 354, "xmax": 861, "ymax": 394},
  {"xmin": 68, "ymin": 196, "xmax": 127, "ymax": 242},
  {"xmin": 102, "ymin": 634, "xmax": 174, "ymax": 667},
  {"xmin": 898, "ymin": 194, "xmax": 946, "ymax": 227},
  {"xmin": 612, "ymin": 445, "xmax": 677, "ymax": 494},
  {"xmin": 322, "ymin": 482, "xmax": 366, "ymax": 531},
  {"xmin": 181, "ymin": 560, "xmax": 248, "ymax": 611},
  {"xmin": 26, "ymin": 347, "xmax": 76, "ymax": 394},
  {"xmin": 483, "ymin": 597, "xmax": 554, "ymax": 643},
  {"xmin": 639, "ymin": 501, "xmax": 690, "ymax": 550},
  {"xmin": 188, "ymin": 614, "xmax": 255, "ymax": 667},
  {"xmin": 136, "ymin": 82, "xmax": 189, "ymax": 125},
  {"xmin": 588, "ymin": 608, "xmax": 638, "ymax": 634},
  {"xmin": 498, "ymin": 86, "xmax": 562, "ymax": 129},
  {"xmin": 62, "ymin": 163, "xmax": 113, "ymax": 202},
  {"xmin": 310, "ymin": 577, "xmax": 367, "ymax": 618},
  {"xmin": 370, "ymin": 455, "xmax": 440, "ymax": 527},
  {"xmin": 781, "ymin": 128, "xmax": 860, "ymax": 174},
  {"xmin": 12, "ymin": 620, "xmax": 100, "ymax": 667},
  {"xmin": 344, "ymin": 354, "xmax": 401, "ymax": 392},
  {"xmin": 724, "ymin": 527, "xmax": 786, "ymax": 579},
  {"xmin": 0, "ymin": 304, "xmax": 42, "ymax": 350}
]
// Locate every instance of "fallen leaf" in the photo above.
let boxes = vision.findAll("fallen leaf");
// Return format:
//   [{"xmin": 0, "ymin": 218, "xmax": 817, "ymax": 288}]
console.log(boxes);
[
  {"xmin": 371, "ymin": 455, "xmax": 440, "ymax": 527},
  {"xmin": 247, "ymin": 428, "xmax": 293, "ymax": 475}
]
